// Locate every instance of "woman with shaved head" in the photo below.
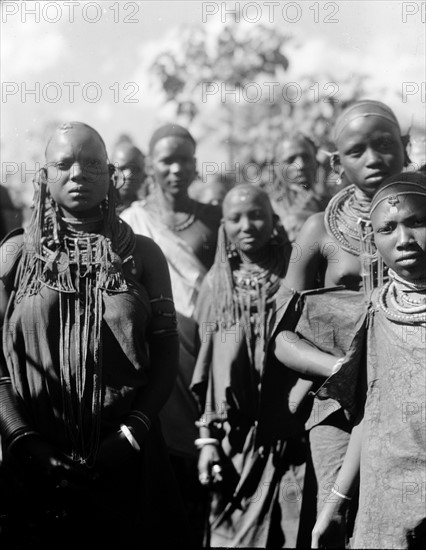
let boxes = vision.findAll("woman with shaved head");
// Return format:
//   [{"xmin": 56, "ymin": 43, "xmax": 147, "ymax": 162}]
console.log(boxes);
[
  {"xmin": 190, "ymin": 183, "xmax": 308, "ymax": 547},
  {"xmin": 110, "ymin": 139, "xmax": 147, "ymax": 213},
  {"xmin": 0, "ymin": 122, "xmax": 191, "ymax": 546}
]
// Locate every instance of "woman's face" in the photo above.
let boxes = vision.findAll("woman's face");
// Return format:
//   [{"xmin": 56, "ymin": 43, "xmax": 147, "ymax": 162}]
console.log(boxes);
[
  {"xmin": 150, "ymin": 136, "xmax": 196, "ymax": 199},
  {"xmin": 223, "ymin": 188, "xmax": 274, "ymax": 256},
  {"xmin": 336, "ymin": 116, "xmax": 405, "ymax": 197},
  {"xmin": 46, "ymin": 126, "xmax": 110, "ymax": 218},
  {"xmin": 274, "ymin": 138, "xmax": 318, "ymax": 190},
  {"xmin": 372, "ymin": 193, "xmax": 426, "ymax": 284}
]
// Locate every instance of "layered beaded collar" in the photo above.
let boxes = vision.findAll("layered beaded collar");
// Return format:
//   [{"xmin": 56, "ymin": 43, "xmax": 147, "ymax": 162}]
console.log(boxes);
[
  {"xmin": 324, "ymin": 185, "xmax": 385, "ymax": 294},
  {"xmin": 324, "ymin": 184, "xmax": 372, "ymax": 256},
  {"xmin": 378, "ymin": 269, "xmax": 426, "ymax": 324}
]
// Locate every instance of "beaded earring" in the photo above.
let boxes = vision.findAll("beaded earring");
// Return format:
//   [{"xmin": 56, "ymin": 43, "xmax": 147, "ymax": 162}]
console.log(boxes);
[
  {"xmin": 226, "ymin": 242, "xmax": 239, "ymax": 260},
  {"xmin": 330, "ymin": 153, "xmax": 343, "ymax": 185}
]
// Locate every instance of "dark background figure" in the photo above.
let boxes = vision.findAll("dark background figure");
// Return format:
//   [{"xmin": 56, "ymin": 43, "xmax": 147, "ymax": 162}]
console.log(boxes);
[
  {"xmin": 268, "ymin": 132, "xmax": 329, "ymax": 242},
  {"xmin": 110, "ymin": 137, "xmax": 147, "ymax": 214},
  {"xmin": 189, "ymin": 174, "xmax": 232, "ymax": 207},
  {"xmin": 0, "ymin": 185, "xmax": 23, "ymax": 241}
]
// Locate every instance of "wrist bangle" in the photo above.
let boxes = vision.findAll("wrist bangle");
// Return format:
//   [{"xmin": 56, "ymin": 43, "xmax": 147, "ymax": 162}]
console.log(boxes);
[
  {"xmin": 128, "ymin": 410, "xmax": 151, "ymax": 432},
  {"xmin": 194, "ymin": 437, "xmax": 220, "ymax": 450},
  {"xmin": 331, "ymin": 487, "xmax": 352, "ymax": 501},
  {"xmin": 120, "ymin": 424, "xmax": 141, "ymax": 453}
]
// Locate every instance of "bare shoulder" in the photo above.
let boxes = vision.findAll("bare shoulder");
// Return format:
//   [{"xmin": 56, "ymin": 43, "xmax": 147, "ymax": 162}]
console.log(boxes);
[
  {"xmin": 297, "ymin": 212, "xmax": 327, "ymax": 244},
  {"xmin": 284, "ymin": 212, "xmax": 328, "ymax": 290}
]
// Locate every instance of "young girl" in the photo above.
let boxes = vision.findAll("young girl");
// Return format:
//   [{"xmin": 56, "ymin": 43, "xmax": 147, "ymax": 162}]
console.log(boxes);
[
  {"xmin": 271, "ymin": 99, "xmax": 410, "ymax": 545},
  {"xmin": 311, "ymin": 172, "xmax": 426, "ymax": 549}
]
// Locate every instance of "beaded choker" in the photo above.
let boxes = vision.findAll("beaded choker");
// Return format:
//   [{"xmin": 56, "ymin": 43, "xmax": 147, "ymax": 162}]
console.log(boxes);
[
  {"xmin": 61, "ymin": 214, "xmax": 104, "ymax": 226},
  {"xmin": 378, "ymin": 269, "xmax": 426, "ymax": 323}
]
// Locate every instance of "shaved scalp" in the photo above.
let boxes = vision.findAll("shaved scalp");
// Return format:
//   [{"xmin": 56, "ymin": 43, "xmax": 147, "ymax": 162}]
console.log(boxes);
[
  {"xmin": 223, "ymin": 183, "xmax": 273, "ymax": 213},
  {"xmin": 112, "ymin": 142, "xmax": 144, "ymax": 162},
  {"xmin": 45, "ymin": 121, "xmax": 108, "ymax": 161},
  {"xmin": 275, "ymin": 132, "xmax": 317, "ymax": 159}
]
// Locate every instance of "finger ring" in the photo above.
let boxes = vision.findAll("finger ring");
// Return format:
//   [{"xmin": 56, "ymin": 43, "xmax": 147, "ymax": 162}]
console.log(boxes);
[
  {"xmin": 199, "ymin": 472, "xmax": 210, "ymax": 485},
  {"xmin": 212, "ymin": 464, "xmax": 222, "ymax": 475}
]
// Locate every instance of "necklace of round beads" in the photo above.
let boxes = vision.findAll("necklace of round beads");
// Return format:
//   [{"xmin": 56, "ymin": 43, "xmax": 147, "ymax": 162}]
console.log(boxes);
[{"xmin": 324, "ymin": 185, "xmax": 372, "ymax": 255}]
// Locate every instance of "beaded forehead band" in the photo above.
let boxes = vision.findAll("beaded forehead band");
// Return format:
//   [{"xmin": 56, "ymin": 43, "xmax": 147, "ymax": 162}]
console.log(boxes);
[
  {"xmin": 333, "ymin": 100, "xmax": 400, "ymax": 142},
  {"xmin": 370, "ymin": 181, "xmax": 426, "ymax": 215}
]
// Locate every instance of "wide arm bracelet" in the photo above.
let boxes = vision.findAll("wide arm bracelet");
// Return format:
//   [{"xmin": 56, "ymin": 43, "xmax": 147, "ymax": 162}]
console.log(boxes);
[
  {"xmin": 148, "ymin": 296, "xmax": 178, "ymax": 338},
  {"xmin": 0, "ymin": 377, "xmax": 34, "ymax": 449}
]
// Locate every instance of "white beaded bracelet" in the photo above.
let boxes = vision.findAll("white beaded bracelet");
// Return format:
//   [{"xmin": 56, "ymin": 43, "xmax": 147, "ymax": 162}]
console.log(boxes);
[
  {"xmin": 194, "ymin": 437, "xmax": 220, "ymax": 450},
  {"xmin": 331, "ymin": 487, "xmax": 352, "ymax": 501},
  {"xmin": 120, "ymin": 424, "xmax": 141, "ymax": 453}
]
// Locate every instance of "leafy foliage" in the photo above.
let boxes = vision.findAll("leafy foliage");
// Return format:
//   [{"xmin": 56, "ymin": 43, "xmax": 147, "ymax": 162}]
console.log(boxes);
[{"xmin": 148, "ymin": 19, "xmax": 368, "ymax": 172}]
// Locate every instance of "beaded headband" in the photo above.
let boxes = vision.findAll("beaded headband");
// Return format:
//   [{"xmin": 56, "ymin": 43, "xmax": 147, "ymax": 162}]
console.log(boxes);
[
  {"xmin": 334, "ymin": 100, "xmax": 400, "ymax": 142},
  {"xmin": 370, "ymin": 181, "xmax": 426, "ymax": 215}
]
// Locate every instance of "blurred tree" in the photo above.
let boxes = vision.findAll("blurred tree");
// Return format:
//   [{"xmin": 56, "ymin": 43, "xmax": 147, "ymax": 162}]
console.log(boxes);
[{"xmin": 148, "ymin": 15, "xmax": 368, "ymax": 184}]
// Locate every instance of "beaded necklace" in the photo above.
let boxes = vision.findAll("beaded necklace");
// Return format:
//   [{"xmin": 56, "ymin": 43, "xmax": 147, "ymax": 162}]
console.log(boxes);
[
  {"xmin": 232, "ymin": 259, "xmax": 284, "ymax": 367},
  {"xmin": 145, "ymin": 187, "xmax": 198, "ymax": 232},
  {"xmin": 15, "ymin": 177, "xmax": 136, "ymax": 465},
  {"xmin": 378, "ymin": 269, "xmax": 426, "ymax": 324},
  {"xmin": 324, "ymin": 185, "xmax": 371, "ymax": 254},
  {"xmin": 166, "ymin": 210, "xmax": 196, "ymax": 232},
  {"xmin": 211, "ymin": 221, "xmax": 289, "ymax": 369},
  {"xmin": 324, "ymin": 184, "xmax": 385, "ymax": 295}
]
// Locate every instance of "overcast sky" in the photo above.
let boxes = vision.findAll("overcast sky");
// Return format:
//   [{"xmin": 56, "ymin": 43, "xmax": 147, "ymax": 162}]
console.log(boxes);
[{"xmin": 1, "ymin": 0, "xmax": 425, "ymax": 172}]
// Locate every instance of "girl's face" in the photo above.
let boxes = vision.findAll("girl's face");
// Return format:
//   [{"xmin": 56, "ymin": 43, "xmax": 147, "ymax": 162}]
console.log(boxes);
[
  {"xmin": 372, "ymin": 193, "xmax": 426, "ymax": 284},
  {"xmin": 336, "ymin": 116, "xmax": 405, "ymax": 197},
  {"xmin": 46, "ymin": 127, "xmax": 110, "ymax": 218},
  {"xmin": 223, "ymin": 188, "xmax": 274, "ymax": 256}
]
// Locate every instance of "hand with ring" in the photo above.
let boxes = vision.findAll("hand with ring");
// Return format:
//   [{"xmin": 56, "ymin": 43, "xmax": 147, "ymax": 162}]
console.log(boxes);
[
  {"xmin": 211, "ymin": 463, "xmax": 223, "ymax": 483},
  {"xmin": 197, "ymin": 444, "xmax": 222, "ymax": 486}
]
